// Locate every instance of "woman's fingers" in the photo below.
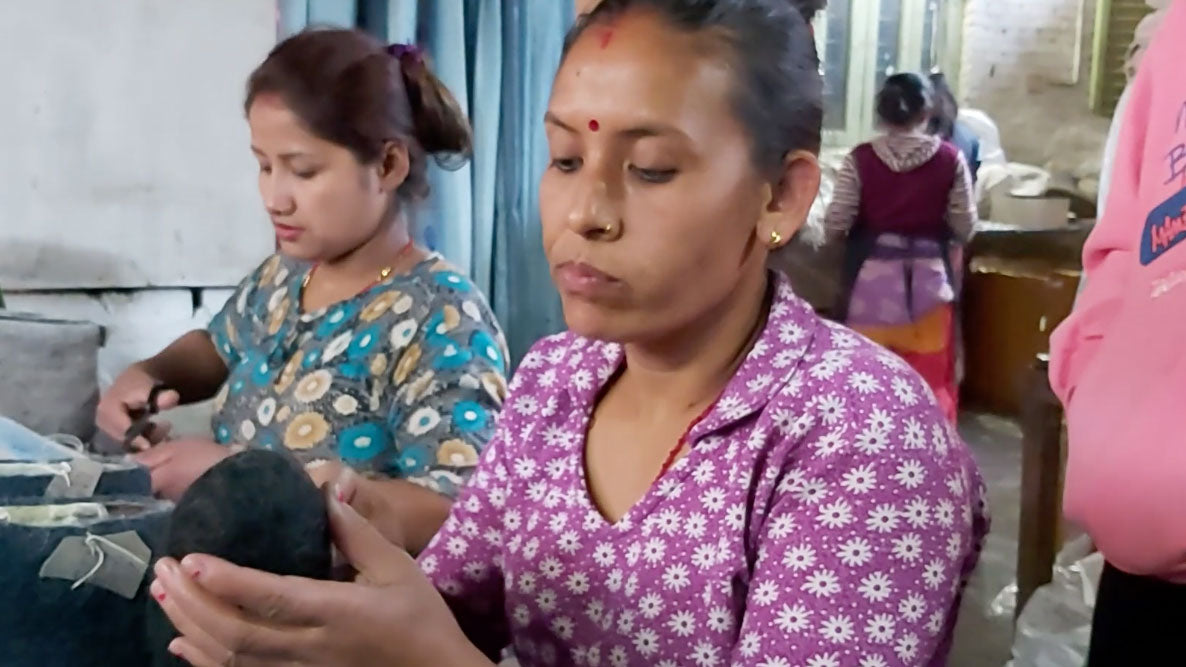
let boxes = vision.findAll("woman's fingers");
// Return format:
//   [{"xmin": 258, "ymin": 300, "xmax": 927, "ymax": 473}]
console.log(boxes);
[
  {"xmin": 154, "ymin": 558, "xmax": 304, "ymax": 659},
  {"xmin": 142, "ymin": 454, "xmax": 190, "ymax": 500},
  {"xmin": 306, "ymin": 460, "xmax": 343, "ymax": 491},
  {"xmin": 133, "ymin": 444, "xmax": 174, "ymax": 469},
  {"xmin": 166, "ymin": 637, "xmax": 228, "ymax": 667},
  {"xmin": 176, "ymin": 554, "xmax": 330, "ymax": 627},
  {"xmin": 100, "ymin": 384, "xmax": 177, "ymax": 430},
  {"xmin": 330, "ymin": 472, "xmax": 409, "ymax": 551},
  {"xmin": 330, "ymin": 467, "xmax": 362, "ymax": 504},
  {"xmin": 152, "ymin": 578, "xmax": 236, "ymax": 666},
  {"xmin": 326, "ymin": 490, "xmax": 415, "ymax": 585},
  {"xmin": 156, "ymin": 389, "xmax": 182, "ymax": 411},
  {"xmin": 96, "ymin": 403, "xmax": 134, "ymax": 441},
  {"xmin": 146, "ymin": 420, "xmax": 174, "ymax": 445}
]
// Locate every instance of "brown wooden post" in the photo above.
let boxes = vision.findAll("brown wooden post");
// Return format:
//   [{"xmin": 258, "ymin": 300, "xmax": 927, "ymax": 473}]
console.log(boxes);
[{"xmin": 1016, "ymin": 353, "xmax": 1066, "ymax": 619}]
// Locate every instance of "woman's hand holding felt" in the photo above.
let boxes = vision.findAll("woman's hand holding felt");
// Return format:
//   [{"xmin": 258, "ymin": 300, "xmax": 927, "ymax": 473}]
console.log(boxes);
[
  {"xmin": 307, "ymin": 461, "xmax": 411, "ymax": 558},
  {"xmin": 327, "ymin": 466, "xmax": 418, "ymax": 551},
  {"xmin": 151, "ymin": 485, "xmax": 490, "ymax": 667},
  {"xmin": 134, "ymin": 439, "xmax": 235, "ymax": 502}
]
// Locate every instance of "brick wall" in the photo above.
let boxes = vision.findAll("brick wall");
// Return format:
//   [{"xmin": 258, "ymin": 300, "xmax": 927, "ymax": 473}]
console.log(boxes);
[{"xmin": 960, "ymin": 0, "xmax": 1111, "ymax": 168}]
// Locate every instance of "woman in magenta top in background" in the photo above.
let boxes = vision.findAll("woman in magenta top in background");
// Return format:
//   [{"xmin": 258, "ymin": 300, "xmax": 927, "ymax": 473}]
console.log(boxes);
[
  {"xmin": 150, "ymin": 2, "xmax": 986, "ymax": 665},
  {"xmin": 826, "ymin": 73, "xmax": 977, "ymax": 424}
]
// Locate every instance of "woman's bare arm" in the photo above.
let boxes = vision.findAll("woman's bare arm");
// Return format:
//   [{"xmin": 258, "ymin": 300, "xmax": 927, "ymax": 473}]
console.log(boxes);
[{"xmin": 136, "ymin": 330, "xmax": 230, "ymax": 404}]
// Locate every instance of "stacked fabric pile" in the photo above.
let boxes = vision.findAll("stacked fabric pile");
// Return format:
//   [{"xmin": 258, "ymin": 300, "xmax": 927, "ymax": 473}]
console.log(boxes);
[{"xmin": 0, "ymin": 312, "xmax": 168, "ymax": 666}]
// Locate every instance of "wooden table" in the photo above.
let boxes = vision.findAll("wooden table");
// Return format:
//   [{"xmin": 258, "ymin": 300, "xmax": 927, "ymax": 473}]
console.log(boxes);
[{"xmin": 961, "ymin": 221, "xmax": 1090, "ymax": 416}]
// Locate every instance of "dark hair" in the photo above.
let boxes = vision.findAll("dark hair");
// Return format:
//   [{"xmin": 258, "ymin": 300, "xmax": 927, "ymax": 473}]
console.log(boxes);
[
  {"xmin": 563, "ymin": 0, "xmax": 825, "ymax": 176},
  {"xmin": 244, "ymin": 28, "xmax": 472, "ymax": 206},
  {"xmin": 790, "ymin": 0, "xmax": 827, "ymax": 23},
  {"xmin": 927, "ymin": 72, "xmax": 959, "ymax": 140},
  {"xmin": 875, "ymin": 72, "xmax": 934, "ymax": 128}
]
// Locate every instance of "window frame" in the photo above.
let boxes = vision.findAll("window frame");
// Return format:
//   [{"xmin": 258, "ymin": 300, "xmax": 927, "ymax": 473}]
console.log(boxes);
[
  {"xmin": 1088, "ymin": 0, "xmax": 1153, "ymax": 117},
  {"xmin": 820, "ymin": 0, "xmax": 965, "ymax": 148}
]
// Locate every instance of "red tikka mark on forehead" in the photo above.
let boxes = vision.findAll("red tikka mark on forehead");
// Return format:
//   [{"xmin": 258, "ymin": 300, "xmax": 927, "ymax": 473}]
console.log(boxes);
[
  {"xmin": 588, "ymin": 119, "xmax": 600, "ymax": 132},
  {"xmin": 599, "ymin": 28, "xmax": 614, "ymax": 48}
]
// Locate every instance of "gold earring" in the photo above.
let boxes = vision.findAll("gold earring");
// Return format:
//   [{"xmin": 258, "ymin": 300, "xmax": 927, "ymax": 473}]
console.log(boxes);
[{"xmin": 768, "ymin": 230, "xmax": 784, "ymax": 247}]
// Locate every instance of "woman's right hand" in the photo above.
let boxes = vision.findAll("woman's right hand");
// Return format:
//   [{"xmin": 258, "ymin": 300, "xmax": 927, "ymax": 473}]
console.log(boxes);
[
  {"xmin": 151, "ymin": 483, "xmax": 492, "ymax": 667},
  {"xmin": 96, "ymin": 365, "xmax": 181, "ymax": 451}
]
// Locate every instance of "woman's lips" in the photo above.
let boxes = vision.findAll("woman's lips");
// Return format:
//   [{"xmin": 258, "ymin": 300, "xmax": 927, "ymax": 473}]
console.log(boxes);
[
  {"xmin": 273, "ymin": 222, "xmax": 303, "ymax": 242},
  {"xmin": 554, "ymin": 261, "xmax": 622, "ymax": 299}
]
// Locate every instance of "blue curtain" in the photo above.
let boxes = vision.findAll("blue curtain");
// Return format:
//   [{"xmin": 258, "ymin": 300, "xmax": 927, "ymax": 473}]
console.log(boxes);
[
  {"xmin": 277, "ymin": 0, "xmax": 572, "ymax": 366},
  {"xmin": 492, "ymin": 1, "xmax": 571, "ymax": 363}
]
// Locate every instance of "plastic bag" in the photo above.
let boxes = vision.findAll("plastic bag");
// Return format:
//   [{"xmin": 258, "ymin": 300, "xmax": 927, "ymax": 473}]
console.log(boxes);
[
  {"xmin": 0, "ymin": 415, "xmax": 86, "ymax": 463},
  {"xmin": 999, "ymin": 535, "xmax": 1104, "ymax": 667}
]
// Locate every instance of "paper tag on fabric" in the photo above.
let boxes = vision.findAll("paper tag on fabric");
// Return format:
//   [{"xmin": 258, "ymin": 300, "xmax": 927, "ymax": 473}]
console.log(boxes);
[
  {"xmin": 39, "ymin": 531, "xmax": 151, "ymax": 599},
  {"xmin": 44, "ymin": 455, "xmax": 103, "ymax": 499}
]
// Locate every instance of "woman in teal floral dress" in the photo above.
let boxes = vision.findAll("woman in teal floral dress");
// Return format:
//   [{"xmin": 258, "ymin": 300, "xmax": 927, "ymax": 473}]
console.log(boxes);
[
  {"xmin": 208, "ymin": 252, "xmax": 506, "ymax": 499},
  {"xmin": 96, "ymin": 29, "xmax": 506, "ymax": 552}
]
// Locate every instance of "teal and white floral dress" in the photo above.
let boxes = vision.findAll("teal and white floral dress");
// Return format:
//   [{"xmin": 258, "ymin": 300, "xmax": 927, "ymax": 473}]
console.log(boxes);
[{"xmin": 207, "ymin": 253, "xmax": 508, "ymax": 498}]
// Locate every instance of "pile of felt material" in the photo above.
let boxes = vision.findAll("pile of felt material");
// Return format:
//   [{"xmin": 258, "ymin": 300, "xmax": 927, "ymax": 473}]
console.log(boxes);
[
  {"xmin": 0, "ymin": 313, "xmax": 178, "ymax": 665},
  {"xmin": 0, "ymin": 495, "xmax": 171, "ymax": 666},
  {"xmin": 0, "ymin": 456, "xmax": 151, "ymax": 501},
  {"xmin": 1, "ymin": 413, "xmax": 163, "ymax": 665},
  {"xmin": 0, "ymin": 313, "xmax": 331, "ymax": 666}
]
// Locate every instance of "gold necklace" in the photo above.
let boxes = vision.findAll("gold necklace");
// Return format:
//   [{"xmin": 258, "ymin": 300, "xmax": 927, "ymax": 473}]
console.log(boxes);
[{"xmin": 301, "ymin": 239, "xmax": 415, "ymax": 290}]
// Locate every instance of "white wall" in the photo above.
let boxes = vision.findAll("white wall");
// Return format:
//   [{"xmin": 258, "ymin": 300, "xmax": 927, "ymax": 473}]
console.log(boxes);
[
  {"xmin": 961, "ymin": 0, "xmax": 1111, "ymax": 170},
  {"xmin": 1, "ymin": 1, "xmax": 276, "ymax": 435},
  {"xmin": 4, "ymin": 289, "xmax": 230, "ymax": 436},
  {"xmin": 0, "ymin": 0, "xmax": 276, "ymax": 290},
  {"xmin": 4, "ymin": 290, "xmax": 232, "ymax": 388}
]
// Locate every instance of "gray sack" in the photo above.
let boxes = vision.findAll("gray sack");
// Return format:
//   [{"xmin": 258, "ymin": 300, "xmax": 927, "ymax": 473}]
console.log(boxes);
[{"xmin": 0, "ymin": 312, "xmax": 103, "ymax": 441}]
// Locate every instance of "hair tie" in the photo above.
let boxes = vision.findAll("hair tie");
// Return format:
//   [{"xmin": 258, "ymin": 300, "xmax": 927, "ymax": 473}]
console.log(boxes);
[{"xmin": 386, "ymin": 42, "xmax": 423, "ymax": 65}]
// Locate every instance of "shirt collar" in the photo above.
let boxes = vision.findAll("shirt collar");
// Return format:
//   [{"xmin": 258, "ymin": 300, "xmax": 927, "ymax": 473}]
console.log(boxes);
[{"xmin": 564, "ymin": 272, "xmax": 819, "ymax": 435}]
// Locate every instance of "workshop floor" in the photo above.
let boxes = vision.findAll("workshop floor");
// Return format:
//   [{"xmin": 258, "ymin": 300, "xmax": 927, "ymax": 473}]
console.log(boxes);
[{"xmin": 949, "ymin": 412, "xmax": 1024, "ymax": 666}]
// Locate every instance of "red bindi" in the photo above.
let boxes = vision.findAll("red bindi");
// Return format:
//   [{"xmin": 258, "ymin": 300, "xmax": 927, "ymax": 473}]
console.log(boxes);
[
  {"xmin": 588, "ymin": 119, "xmax": 600, "ymax": 132},
  {"xmin": 599, "ymin": 29, "xmax": 614, "ymax": 48}
]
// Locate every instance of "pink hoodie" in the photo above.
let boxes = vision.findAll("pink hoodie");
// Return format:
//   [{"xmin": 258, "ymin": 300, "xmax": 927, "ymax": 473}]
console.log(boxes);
[{"xmin": 1050, "ymin": 0, "xmax": 1186, "ymax": 581}]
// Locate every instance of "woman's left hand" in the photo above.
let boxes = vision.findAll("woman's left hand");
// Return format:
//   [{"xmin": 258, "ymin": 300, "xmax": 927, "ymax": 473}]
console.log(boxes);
[
  {"xmin": 151, "ymin": 482, "xmax": 490, "ymax": 667},
  {"xmin": 304, "ymin": 459, "xmax": 343, "ymax": 491},
  {"xmin": 133, "ymin": 438, "xmax": 235, "ymax": 501}
]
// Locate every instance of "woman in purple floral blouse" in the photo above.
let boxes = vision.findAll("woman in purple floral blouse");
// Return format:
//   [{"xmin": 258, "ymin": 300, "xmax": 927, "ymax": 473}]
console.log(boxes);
[{"xmin": 151, "ymin": 1, "xmax": 987, "ymax": 665}]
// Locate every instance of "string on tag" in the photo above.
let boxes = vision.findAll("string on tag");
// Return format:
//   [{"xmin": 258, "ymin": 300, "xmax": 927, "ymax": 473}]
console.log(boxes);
[
  {"xmin": 0, "ymin": 461, "xmax": 73, "ymax": 486},
  {"xmin": 72, "ymin": 532, "xmax": 149, "ymax": 591},
  {"xmin": 48, "ymin": 433, "xmax": 87, "ymax": 453},
  {"xmin": 56, "ymin": 461, "xmax": 73, "ymax": 489}
]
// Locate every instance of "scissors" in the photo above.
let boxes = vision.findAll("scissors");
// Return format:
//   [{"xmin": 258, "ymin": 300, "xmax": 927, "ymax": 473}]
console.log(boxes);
[{"xmin": 123, "ymin": 382, "xmax": 170, "ymax": 451}]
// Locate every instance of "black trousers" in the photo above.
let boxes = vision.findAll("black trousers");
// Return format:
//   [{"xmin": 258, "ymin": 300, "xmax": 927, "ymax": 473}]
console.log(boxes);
[{"xmin": 1088, "ymin": 562, "xmax": 1186, "ymax": 665}]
